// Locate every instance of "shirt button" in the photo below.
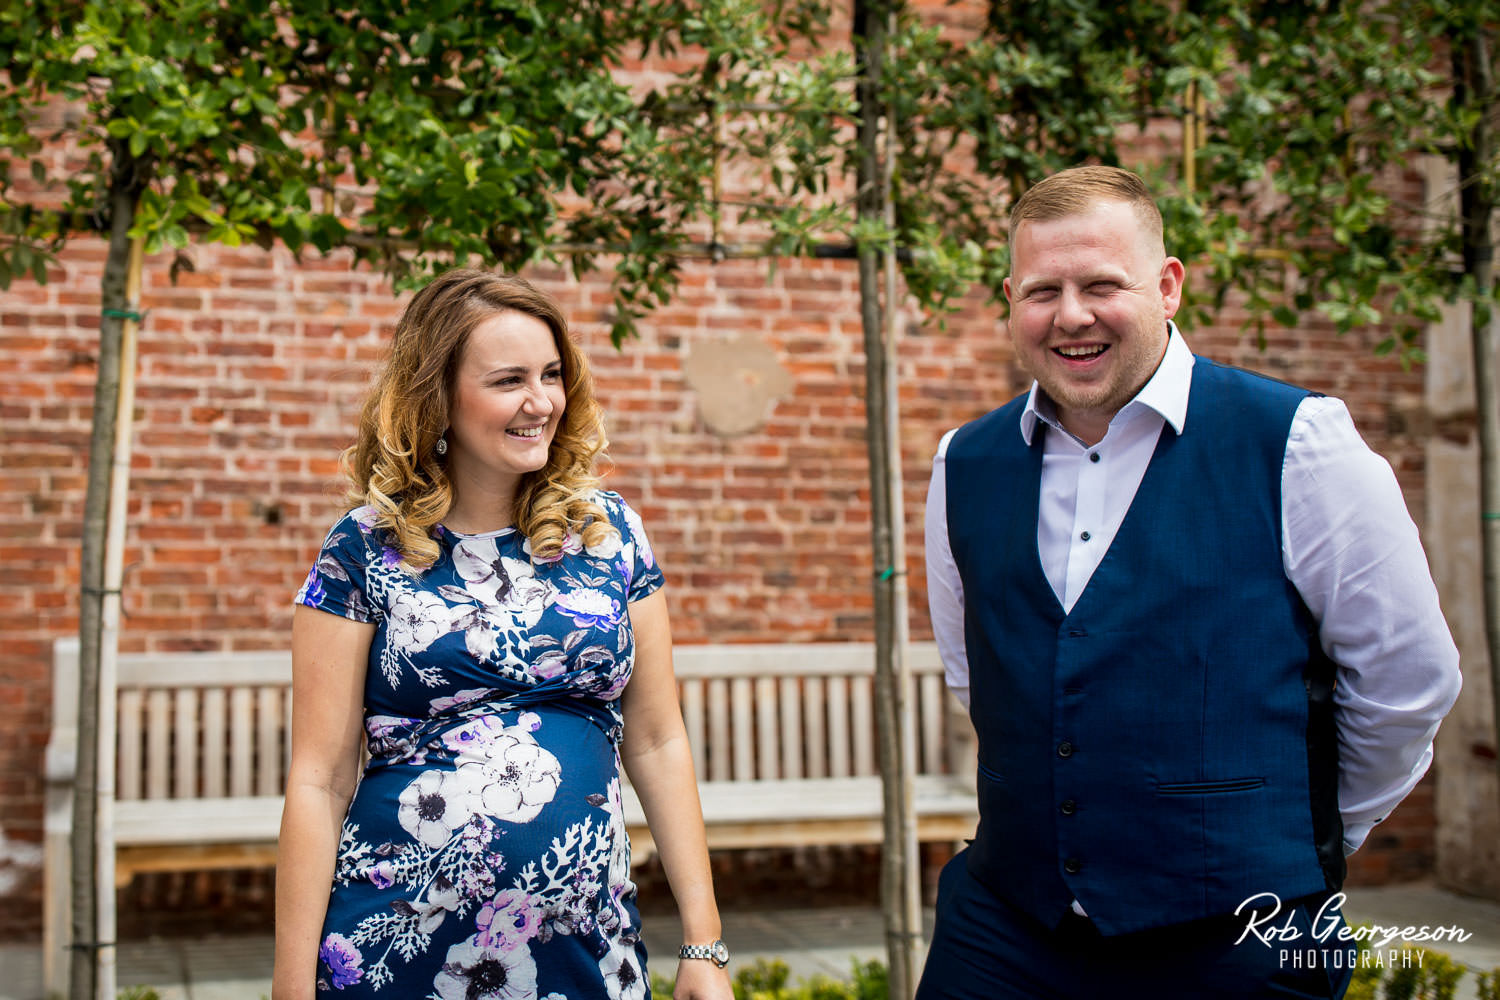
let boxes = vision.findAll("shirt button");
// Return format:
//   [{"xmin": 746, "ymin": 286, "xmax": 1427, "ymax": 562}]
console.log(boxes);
[
  {"xmin": 1064, "ymin": 857, "xmax": 1083, "ymax": 874},
  {"xmin": 1080, "ymin": 531, "xmax": 1091, "ymax": 542},
  {"xmin": 1057, "ymin": 741, "xmax": 1075, "ymax": 758},
  {"xmin": 1060, "ymin": 799, "xmax": 1077, "ymax": 815},
  {"xmin": 1089, "ymin": 452, "xmax": 1101, "ymax": 463}
]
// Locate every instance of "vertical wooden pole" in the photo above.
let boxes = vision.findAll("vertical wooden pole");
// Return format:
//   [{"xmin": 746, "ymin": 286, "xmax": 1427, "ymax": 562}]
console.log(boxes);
[{"xmin": 855, "ymin": 1, "xmax": 920, "ymax": 996}]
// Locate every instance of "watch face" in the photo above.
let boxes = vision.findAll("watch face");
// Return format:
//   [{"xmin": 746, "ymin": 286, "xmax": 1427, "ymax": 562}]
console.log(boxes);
[{"xmin": 711, "ymin": 939, "xmax": 730, "ymax": 965}]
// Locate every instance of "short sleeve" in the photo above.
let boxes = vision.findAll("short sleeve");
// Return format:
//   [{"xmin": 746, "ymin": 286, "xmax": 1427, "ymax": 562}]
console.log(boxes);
[
  {"xmin": 607, "ymin": 492, "xmax": 664, "ymax": 603},
  {"xmin": 295, "ymin": 509, "xmax": 380, "ymax": 623}
]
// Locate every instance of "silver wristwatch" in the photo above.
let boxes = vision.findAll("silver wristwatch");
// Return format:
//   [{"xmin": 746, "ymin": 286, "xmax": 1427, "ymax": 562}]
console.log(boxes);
[{"xmin": 679, "ymin": 938, "xmax": 730, "ymax": 968}]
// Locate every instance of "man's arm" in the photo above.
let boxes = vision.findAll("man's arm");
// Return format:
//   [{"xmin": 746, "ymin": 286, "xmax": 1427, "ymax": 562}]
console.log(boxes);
[
  {"xmin": 1282, "ymin": 395, "xmax": 1462, "ymax": 854},
  {"xmin": 926, "ymin": 429, "xmax": 971, "ymax": 708}
]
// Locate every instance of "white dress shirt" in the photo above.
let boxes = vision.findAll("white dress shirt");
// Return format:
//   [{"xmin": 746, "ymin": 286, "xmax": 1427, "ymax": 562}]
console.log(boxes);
[{"xmin": 924, "ymin": 327, "xmax": 1462, "ymax": 854}]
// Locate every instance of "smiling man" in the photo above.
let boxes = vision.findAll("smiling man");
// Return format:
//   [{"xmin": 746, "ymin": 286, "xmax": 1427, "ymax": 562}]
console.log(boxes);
[{"xmin": 917, "ymin": 165, "xmax": 1462, "ymax": 999}]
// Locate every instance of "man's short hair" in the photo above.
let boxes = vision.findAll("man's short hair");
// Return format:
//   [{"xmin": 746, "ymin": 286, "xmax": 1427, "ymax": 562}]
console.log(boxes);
[{"xmin": 1009, "ymin": 165, "xmax": 1164, "ymax": 249}]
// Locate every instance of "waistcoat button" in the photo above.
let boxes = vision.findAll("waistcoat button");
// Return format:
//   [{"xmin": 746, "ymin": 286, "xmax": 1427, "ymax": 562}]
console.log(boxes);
[
  {"xmin": 1064, "ymin": 857, "xmax": 1083, "ymax": 874},
  {"xmin": 1057, "ymin": 741, "xmax": 1075, "ymax": 758},
  {"xmin": 1060, "ymin": 799, "xmax": 1077, "ymax": 815}
]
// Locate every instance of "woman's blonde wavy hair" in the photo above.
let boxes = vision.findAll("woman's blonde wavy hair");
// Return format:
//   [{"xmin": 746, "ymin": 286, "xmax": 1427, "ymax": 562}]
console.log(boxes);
[{"xmin": 342, "ymin": 269, "xmax": 615, "ymax": 571}]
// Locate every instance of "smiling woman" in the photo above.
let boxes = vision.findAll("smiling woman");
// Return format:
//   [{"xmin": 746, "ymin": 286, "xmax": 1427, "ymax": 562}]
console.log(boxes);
[{"xmin": 272, "ymin": 271, "xmax": 733, "ymax": 1000}]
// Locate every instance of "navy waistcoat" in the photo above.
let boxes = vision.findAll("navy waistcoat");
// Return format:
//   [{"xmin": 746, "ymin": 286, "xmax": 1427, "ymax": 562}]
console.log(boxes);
[{"xmin": 945, "ymin": 358, "xmax": 1344, "ymax": 936}]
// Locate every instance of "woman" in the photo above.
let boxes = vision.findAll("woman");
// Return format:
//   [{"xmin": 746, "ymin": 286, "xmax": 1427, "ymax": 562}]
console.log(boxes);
[{"xmin": 272, "ymin": 270, "xmax": 732, "ymax": 1000}]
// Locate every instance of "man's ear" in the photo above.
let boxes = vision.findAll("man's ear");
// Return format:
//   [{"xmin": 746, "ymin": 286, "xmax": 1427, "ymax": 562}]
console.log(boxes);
[{"xmin": 1159, "ymin": 257, "xmax": 1186, "ymax": 319}]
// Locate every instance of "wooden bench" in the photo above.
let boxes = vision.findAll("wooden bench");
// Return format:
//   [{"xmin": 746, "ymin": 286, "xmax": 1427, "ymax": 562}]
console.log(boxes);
[{"xmin": 44, "ymin": 637, "xmax": 975, "ymax": 991}]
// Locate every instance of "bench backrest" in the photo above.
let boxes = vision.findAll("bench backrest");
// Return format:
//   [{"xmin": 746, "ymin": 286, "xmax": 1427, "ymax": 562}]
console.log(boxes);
[{"xmin": 51, "ymin": 639, "xmax": 957, "ymax": 804}]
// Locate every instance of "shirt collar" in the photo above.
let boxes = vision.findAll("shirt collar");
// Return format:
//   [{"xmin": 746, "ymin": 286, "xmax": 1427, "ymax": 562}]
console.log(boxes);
[{"xmin": 1019, "ymin": 321, "xmax": 1194, "ymax": 445}]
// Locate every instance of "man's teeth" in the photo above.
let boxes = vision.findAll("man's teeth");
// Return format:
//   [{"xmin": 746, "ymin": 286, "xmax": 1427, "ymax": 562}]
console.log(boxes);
[
  {"xmin": 1057, "ymin": 345, "xmax": 1107, "ymax": 358},
  {"xmin": 508, "ymin": 427, "xmax": 544, "ymax": 438}
]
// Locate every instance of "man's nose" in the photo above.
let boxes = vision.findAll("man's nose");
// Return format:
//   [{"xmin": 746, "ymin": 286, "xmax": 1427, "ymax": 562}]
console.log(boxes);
[{"xmin": 1054, "ymin": 288, "xmax": 1094, "ymax": 331}]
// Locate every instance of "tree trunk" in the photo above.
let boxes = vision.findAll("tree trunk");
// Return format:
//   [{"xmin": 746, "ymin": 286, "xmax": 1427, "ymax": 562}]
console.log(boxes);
[
  {"xmin": 69, "ymin": 143, "xmax": 144, "ymax": 1000},
  {"xmin": 853, "ymin": 2, "xmax": 920, "ymax": 996},
  {"xmin": 1454, "ymin": 27, "xmax": 1500, "ymax": 821}
]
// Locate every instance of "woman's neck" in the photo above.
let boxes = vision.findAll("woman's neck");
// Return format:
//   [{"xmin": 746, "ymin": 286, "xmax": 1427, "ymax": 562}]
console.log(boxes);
[{"xmin": 443, "ymin": 481, "xmax": 519, "ymax": 535}]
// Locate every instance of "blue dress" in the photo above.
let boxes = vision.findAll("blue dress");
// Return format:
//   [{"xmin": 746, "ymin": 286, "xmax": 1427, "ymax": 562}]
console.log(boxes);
[{"xmin": 294, "ymin": 490, "xmax": 663, "ymax": 1000}]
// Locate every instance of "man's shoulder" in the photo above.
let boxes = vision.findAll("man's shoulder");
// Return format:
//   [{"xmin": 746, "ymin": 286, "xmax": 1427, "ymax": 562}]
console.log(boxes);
[
  {"xmin": 1191, "ymin": 355, "xmax": 1323, "ymax": 402},
  {"xmin": 948, "ymin": 390, "xmax": 1032, "ymax": 457}
]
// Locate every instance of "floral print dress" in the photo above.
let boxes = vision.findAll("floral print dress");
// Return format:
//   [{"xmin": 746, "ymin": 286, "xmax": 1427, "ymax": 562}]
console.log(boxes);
[{"xmin": 295, "ymin": 490, "xmax": 663, "ymax": 1000}]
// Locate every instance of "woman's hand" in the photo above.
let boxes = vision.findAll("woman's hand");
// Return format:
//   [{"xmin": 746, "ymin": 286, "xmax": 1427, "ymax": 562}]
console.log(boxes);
[{"xmin": 672, "ymin": 958, "xmax": 735, "ymax": 1000}]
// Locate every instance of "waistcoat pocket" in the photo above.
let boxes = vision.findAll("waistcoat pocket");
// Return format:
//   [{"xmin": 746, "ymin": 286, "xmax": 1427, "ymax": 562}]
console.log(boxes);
[{"xmin": 1155, "ymin": 777, "xmax": 1265, "ymax": 795}]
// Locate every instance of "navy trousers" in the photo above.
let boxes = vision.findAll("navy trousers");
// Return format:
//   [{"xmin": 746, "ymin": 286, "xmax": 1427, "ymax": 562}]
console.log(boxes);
[{"xmin": 915, "ymin": 851, "xmax": 1355, "ymax": 1000}]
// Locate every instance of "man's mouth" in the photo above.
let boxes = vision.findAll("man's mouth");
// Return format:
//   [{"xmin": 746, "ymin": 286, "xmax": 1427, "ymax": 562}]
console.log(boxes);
[{"xmin": 1055, "ymin": 344, "xmax": 1108, "ymax": 359}]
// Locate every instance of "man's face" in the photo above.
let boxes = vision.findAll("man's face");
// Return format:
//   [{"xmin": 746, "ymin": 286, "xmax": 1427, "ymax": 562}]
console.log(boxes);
[{"xmin": 1003, "ymin": 199, "xmax": 1184, "ymax": 445}]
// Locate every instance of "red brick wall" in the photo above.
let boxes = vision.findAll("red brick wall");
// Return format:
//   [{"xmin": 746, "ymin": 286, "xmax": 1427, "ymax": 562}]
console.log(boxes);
[{"xmin": 0, "ymin": 218, "xmax": 1435, "ymax": 938}]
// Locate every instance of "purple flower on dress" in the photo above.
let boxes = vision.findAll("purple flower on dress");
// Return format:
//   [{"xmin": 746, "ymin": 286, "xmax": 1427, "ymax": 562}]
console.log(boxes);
[
  {"xmin": 299, "ymin": 566, "xmax": 326, "ymax": 607},
  {"xmin": 381, "ymin": 544, "xmax": 402, "ymax": 566},
  {"xmin": 475, "ymin": 888, "xmax": 542, "ymax": 949},
  {"xmin": 319, "ymin": 932, "xmax": 364, "ymax": 990},
  {"xmin": 553, "ymin": 588, "xmax": 621, "ymax": 629},
  {"xmin": 369, "ymin": 860, "xmax": 395, "ymax": 889},
  {"xmin": 441, "ymin": 715, "xmax": 505, "ymax": 755},
  {"xmin": 532, "ymin": 650, "xmax": 568, "ymax": 680}
]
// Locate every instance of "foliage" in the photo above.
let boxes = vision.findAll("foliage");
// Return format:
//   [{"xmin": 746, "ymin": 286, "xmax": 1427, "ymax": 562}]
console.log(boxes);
[
  {"xmin": 651, "ymin": 957, "xmax": 888, "ymax": 1000},
  {"xmin": 885, "ymin": 1, "xmax": 1500, "ymax": 360},
  {"xmin": 115, "ymin": 988, "xmax": 162, "ymax": 1000},
  {"xmin": 0, "ymin": 0, "xmax": 834, "ymax": 342}
]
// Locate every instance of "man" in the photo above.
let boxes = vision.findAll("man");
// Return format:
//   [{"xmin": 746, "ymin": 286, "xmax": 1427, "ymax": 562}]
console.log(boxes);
[{"xmin": 918, "ymin": 165, "xmax": 1461, "ymax": 999}]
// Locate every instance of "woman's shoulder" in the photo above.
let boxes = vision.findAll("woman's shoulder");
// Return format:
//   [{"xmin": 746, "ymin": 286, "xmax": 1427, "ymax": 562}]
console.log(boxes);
[
  {"xmin": 315, "ymin": 505, "xmax": 393, "ymax": 555},
  {"xmin": 586, "ymin": 489, "xmax": 647, "ymax": 528}
]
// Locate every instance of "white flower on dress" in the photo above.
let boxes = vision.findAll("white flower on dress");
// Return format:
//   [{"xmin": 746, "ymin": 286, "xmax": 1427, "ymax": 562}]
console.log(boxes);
[
  {"xmin": 622, "ymin": 503, "xmax": 654, "ymax": 570},
  {"xmin": 397, "ymin": 769, "xmax": 476, "ymax": 849},
  {"xmin": 433, "ymin": 936, "xmax": 539, "ymax": 1000},
  {"xmin": 553, "ymin": 588, "xmax": 621, "ymax": 629},
  {"xmin": 599, "ymin": 940, "xmax": 648, "ymax": 1000},
  {"xmin": 388, "ymin": 589, "xmax": 459, "ymax": 657},
  {"xmin": 412, "ymin": 878, "xmax": 462, "ymax": 935},
  {"xmin": 459, "ymin": 732, "xmax": 561, "ymax": 824},
  {"xmin": 584, "ymin": 528, "xmax": 623, "ymax": 561}
]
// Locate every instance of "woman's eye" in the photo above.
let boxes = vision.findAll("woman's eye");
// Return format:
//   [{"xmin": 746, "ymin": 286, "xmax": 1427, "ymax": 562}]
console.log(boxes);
[{"xmin": 542, "ymin": 368, "xmax": 563, "ymax": 381}]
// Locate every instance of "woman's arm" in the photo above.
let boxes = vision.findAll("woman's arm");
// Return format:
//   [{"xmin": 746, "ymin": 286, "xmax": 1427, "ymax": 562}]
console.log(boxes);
[
  {"xmin": 619, "ymin": 589, "xmax": 733, "ymax": 1000},
  {"xmin": 271, "ymin": 606, "xmax": 374, "ymax": 1000}
]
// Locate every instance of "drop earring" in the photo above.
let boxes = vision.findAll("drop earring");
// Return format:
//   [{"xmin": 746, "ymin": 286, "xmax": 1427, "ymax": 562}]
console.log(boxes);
[{"xmin": 435, "ymin": 436, "xmax": 448, "ymax": 456}]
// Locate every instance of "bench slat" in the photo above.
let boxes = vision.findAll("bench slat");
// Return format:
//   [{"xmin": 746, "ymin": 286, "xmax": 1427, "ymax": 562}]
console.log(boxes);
[
  {"xmin": 851, "ymin": 675, "xmax": 874, "ymax": 777},
  {"xmin": 174, "ymin": 688, "xmax": 197, "ymax": 799},
  {"xmin": 203, "ymin": 688, "xmax": 227, "ymax": 797},
  {"xmin": 256, "ymin": 687, "xmax": 281, "ymax": 797},
  {"xmin": 920, "ymin": 672, "xmax": 943, "ymax": 775},
  {"xmin": 146, "ymin": 689, "xmax": 170, "ymax": 800},
  {"xmin": 706, "ymin": 677, "xmax": 730, "ymax": 782},
  {"xmin": 827, "ymin": 675, "xmax": 850, "ymax": 778},
  {"xmin": 804, "ymin": 677, "xmax": 826, "ymax": 779},
  {"xmin": 755, "ymin": 676, "xmax": 777, "ymax": 780},
  {"xmin": 118, "ymin": 689, "xmax": 142, "ymax": 801},
  {"xmin": 231, "ymin": 687, "xmax": 254, "ymax": 797},
  {"xmin": 731, "ymin": 677, "xmax": 752, "ymax": 781},
  {"xmin": 779, "ymin": 677, "xmax": 802, "ymax": 780}
]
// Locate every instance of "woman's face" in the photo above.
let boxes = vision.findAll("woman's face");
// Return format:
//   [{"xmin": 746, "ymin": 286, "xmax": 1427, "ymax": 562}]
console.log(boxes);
[{"xmin": 444, "ymin": 310, "xmax": 567, "ymax": 491}]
